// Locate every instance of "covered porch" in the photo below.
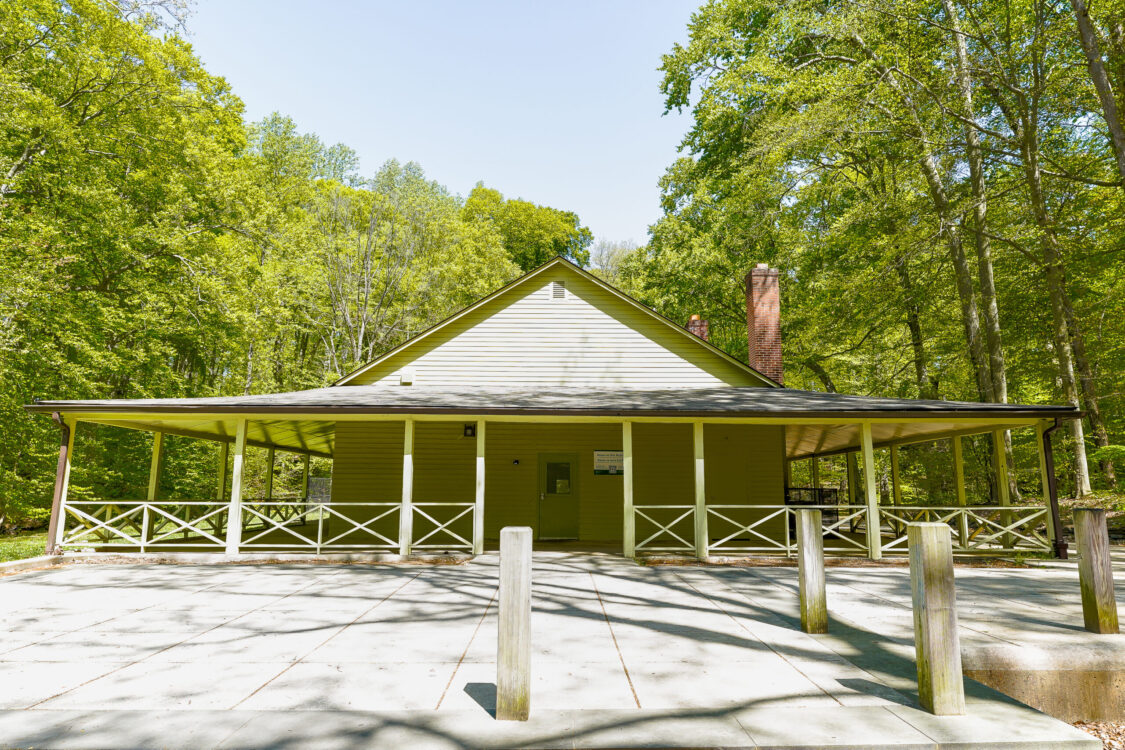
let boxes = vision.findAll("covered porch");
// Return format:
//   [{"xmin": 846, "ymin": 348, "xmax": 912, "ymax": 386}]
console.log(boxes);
[{"xmin": 28, "ymin": 386, "xmax": 1079, "ymax": 561}]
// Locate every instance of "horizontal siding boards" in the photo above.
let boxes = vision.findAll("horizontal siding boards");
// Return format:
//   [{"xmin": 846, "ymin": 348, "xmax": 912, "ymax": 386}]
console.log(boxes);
[
  {"xmin": 484, "ymin": 423, "xmax": 623, "ymax": 542},
  {"xmin": 351, "ymin": 267, "xmax": 762, "ymax": 388},
  {"xmin": 327, "ymin": 420, "xmax": 787, "ymax": 549},
  {"xmin": 704, "ymin": 424, "xmax": 787, "ymax": 545},
  {"xmin": 328, "ymin": 421, "xmax": 404, "ymax": 541}
]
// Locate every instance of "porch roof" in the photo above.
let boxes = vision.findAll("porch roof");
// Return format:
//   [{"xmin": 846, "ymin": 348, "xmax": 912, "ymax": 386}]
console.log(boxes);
[{"xmin": 26, "ymin": 386, "xmax": 1076, "ymax": 459}]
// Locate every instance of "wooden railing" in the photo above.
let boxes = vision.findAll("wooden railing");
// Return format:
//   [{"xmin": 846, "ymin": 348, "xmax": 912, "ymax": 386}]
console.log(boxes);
[{"xmin": 59, "ymin": 499, "xmax": 475, "ymax": 554}]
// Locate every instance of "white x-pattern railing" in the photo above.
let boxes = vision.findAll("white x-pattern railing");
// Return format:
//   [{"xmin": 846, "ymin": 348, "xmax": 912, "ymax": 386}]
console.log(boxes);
[
  {"xmin": 879, "ymin": 506, "xmax": 1050, "ymax": 554},
  {"xmin": 61, "ymin": 501, "xmax": 230, "ymax": 550},
  {"xmin": 633, "ymin": 505, "xmax": 696, "ymax": 553},
  {"xmin": 707, "ymin": 504, "xmax": 869, "ymax": 556},
  {"xmin": 411, "ymin": 502, "xmax": 475, "ymax": 551}
]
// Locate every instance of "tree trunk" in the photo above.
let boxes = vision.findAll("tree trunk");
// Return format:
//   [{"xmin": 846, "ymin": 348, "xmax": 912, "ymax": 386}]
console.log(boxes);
[
  {"xmin": 895, "ymin": 257, "xmax": 937, "ymax": 399},
  {"xmin": 1013, "ymin": 104, "xmax": 1092, "ymax": 495},
  {"xmin": 1062, "ymin": 295, "xmax": 1116, "ymax": 486},
  {"xmin": 1070, "ymin": 0, "xmax": 1125, "ymax": 187}
]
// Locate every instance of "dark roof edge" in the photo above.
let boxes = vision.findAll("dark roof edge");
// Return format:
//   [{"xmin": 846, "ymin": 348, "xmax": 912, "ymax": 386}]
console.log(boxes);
[{"xmin": 23, "ymin": 403, "xmax": 1081, "ymax": 420}]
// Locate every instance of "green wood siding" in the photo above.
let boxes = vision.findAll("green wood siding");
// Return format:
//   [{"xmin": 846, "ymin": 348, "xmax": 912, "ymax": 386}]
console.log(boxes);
[
  {"xmin": 348, "ymin": 266, "xmax": 764, "ymax": 388},
  {"xmin": 330, "ymin": 420, "xmax": 786, "ymax": 545}
]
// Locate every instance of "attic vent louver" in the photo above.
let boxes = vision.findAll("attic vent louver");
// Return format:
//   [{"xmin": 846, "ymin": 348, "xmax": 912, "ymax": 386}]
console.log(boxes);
[{"xmin": 550, "ymin": 281, "xmax": 566, "ymax": 299}]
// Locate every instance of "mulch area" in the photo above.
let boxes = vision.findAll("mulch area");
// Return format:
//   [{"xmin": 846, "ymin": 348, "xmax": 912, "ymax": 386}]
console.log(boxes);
[{"xmin": 1074, "ymin": 721, "xmax": 1124, "ymax": 749}]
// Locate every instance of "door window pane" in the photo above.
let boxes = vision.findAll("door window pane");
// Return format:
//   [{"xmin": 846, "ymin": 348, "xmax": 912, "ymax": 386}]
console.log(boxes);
[{"xmin": 546, "ymin": 462, "xmax": 571, "ymax": 494}]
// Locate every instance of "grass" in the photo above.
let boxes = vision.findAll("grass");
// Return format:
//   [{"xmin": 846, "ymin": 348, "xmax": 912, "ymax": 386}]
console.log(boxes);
[{"xmin": 0, "ymin": 531, "xmax": 48, "ymax": 562}]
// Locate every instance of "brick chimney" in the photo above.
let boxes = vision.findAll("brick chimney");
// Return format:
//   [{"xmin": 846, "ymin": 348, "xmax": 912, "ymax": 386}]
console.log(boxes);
[
  {"xmin": 686, "ymin": 314, "xmax": 709, "ymax": 341},
  {"xmin": 746, "ymin": 264, "xmax": 783, "ymax": 384}
]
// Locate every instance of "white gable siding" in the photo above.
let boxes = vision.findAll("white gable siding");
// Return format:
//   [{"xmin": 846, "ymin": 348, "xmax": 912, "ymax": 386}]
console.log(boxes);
[{"xmin": 349, "ymin": 267, "xmax": 762, "ymax": 388}]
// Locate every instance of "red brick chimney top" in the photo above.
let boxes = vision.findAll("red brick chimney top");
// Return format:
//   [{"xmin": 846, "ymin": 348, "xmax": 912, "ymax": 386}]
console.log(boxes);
[
  {"xmin": 686, "ymin": 314, "xmax": 710, "ymax": 342},
  {"xmin": 746, "ymin": 264, "xmax": 783, "ymax": 384}
]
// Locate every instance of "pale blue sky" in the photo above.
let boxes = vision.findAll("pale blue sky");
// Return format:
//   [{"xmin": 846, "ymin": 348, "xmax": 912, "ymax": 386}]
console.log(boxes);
[{"xmin": 186, "ymin": 1, "xmax": 699, "ymax": 245}]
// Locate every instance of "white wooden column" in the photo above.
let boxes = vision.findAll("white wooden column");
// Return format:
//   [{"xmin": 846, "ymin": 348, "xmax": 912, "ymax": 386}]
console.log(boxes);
[
  {"xmin": 993, "ymin": 429, "xmax": 1012, "ymax": 547},
  {"xmin": 890, "ymin": 445, "xmax": 902, "ymax": 506},
  {"xmin": 143, "ymin": 432, "xmax": 164, "ymax": 551},
  {"xmin": 693, "ymin": 421, "xmax": 708, "ymax": 560},
  {"xmin": 399, "ymin": 418, "xmax": 415, "ymax": 556},
  {"xmin": 1035, "ymin": 422, "xmax": 1057, "ymax": 546},
  {"xmin": 860, "ymin": 422, "xmax": 881, "ymax": 560},
  {"xmin": 474, "ymin": 420, "xmax": 486, "ymax": 555},
  {"xmin": 216, "ymin": 442, "xmax": 229, "ymax": 500},
  {"xmin": 301, "ymin": 453, "xmax": 311, "ymax": 498},
  {"xmin": 952, "ymin": 436, "xmax": 969, "ymax": 546},
  {"xmin": 46, "ymin": 416, "xmax": 77, "ymax": 554},
  {"xmin": 264, "ymin": 447, "xmax": 275, "ymax": 500},
  {"xmin": 622, "ymin": 421, "xmax": 634, "ymax": 557},
  {"xmin": 225, "ymin": 420, "xmax": 247, "ymax": 555}
]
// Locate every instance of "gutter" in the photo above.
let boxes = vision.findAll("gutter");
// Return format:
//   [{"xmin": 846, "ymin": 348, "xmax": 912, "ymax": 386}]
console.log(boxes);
[{"xmin": 1042, "ymin": 418, "xmax": 1068, "ymax": 560}]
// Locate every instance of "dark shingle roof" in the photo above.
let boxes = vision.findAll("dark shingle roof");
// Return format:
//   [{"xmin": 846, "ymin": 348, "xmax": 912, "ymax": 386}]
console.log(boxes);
[{"xmin": 26, "ymin": 386, "xmax": 1078, "ymax": 420}]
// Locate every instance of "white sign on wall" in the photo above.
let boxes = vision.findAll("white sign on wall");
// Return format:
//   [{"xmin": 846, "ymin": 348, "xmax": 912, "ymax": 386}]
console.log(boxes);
[{"xmin": 593, "ymin": 450, "xmax": 624, "ymax": 475}]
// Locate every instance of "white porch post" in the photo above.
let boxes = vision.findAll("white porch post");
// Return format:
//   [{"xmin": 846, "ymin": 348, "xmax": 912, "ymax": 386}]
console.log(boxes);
[
  {"xmin": 474, "ymin": 420, "xmax": 486, "ymax": 555},
  {"xmin": 143, "ymin": 432, "xmax": 164, "ymax": 551},
  {"xmin": 890, "ymin": 445, "xmax": 902, "ymax": 507},
  {"xmin": 693, "ymin": 421, "xmax": 708, "ymax": 560},
  {"xmin": 952, "ymin": 436, "xmax": 969, "ymax": 546},
  {"xmin": 216, "ymin": 442, "xmax": 229, "ymax": 500},
  {"xmin": 860, "ymin": 422, "xmax": 881, "ymax": 560},
  {"xmin": 301, "ymin": 453, "xmax": 311, "ymax": 498},
  {"xmin": 399, "ymin": 418, "xmax": 415, "ymax": 556},
  {"xmin": 1035, "ymin": 422, "xmax": 1057, "ymax": 546},
  {"xmin": 225, "ymin": 420, "xmax": 247, "ymax": 555},
  {"xmin": 623, "ymin": 421, "xmax": 634, "ymax": 558},
  {"xmin": 264, "ymin": 447, "xmax": 275, "ymax": 500},
  {"xmin": 993, "ymin": 428, "xmax": 1012, "ymax": 547},
  {"xmin": 46, "ymin": 416, "xmax": 77, "ymax": 554}
]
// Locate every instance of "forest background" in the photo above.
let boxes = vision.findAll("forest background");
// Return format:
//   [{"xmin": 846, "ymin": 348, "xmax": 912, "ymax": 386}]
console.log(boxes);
[{"xmin": 2, "ymin": 0, "xmax": 1123, "ymax": 531}]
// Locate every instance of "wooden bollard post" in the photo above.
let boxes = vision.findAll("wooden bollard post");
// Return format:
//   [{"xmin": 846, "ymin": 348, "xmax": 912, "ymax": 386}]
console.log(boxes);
[
  {"xmin": 796, "ymin": 509, "xmax": 827, "ymax": 634},
  {"xmin": 497, "ymin": 526, "xmax": 532, "ymax": 720},
  {"xmin": 908, "ymin": 522, "xmax": 965, "ymax": 715},
  {"xmin": 1074, "ymin": 509, "xmax": 1120, "ymax": 634}
]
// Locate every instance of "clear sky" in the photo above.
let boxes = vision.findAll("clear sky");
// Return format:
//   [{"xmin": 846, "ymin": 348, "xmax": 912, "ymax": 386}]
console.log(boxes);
[{"xmin": 185, "ymin": 0, "xmax": 699, "ymax": 245}]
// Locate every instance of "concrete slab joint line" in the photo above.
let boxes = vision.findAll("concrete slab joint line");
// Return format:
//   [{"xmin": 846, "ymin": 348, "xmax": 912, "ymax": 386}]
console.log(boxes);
[{"xmin": 0, "ymin": 552, "xmax": 1107, "ymax": 749}]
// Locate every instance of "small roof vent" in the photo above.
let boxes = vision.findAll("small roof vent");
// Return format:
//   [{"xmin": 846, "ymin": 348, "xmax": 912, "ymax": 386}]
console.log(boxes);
[{"xmin": 550, "ymin": 280, "xmax": 566, "ymax": 299}]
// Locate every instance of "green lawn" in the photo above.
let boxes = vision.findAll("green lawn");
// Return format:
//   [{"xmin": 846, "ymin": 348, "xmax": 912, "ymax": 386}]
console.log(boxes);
[{"xmin": 0, "ymin": 531, "xmax": 48, "ymax": 562}]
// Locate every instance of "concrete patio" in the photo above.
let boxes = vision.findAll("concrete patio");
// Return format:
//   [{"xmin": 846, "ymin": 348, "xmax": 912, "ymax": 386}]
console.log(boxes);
[{"xmin": 0, "ymin": 552, "xmax": 1114, "ymax": 749}]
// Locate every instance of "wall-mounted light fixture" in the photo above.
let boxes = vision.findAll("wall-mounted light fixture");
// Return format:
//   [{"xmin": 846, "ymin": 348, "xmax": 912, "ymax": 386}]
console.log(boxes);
[
  {"xmin": 463, "ymin": 424, "xmax": 476, "ymax": 438},
  {"xmin": 512, "ymin": 459, "xmax": 520, "ymax": 466}
]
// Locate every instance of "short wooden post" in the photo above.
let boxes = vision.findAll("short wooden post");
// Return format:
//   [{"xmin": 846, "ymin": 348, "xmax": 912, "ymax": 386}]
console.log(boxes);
[
  {"xmin": 796, "ymin": 509, "xmax": 827, "ymax": 634},
  {"xmin": 1074, "ymin": 508, "xmax": 1120, "ymax": 634},
  {"xmin": 473, "ymin": 420, "xmax": 486, "ymax": 555},
  {"xmin": 225, "ymin": 420, "xmax": 247, "ymax": 555},
  {"xmin": 622, "ymin": 421, "xmax": 635, "ymax": 557},
  {"xmin": 143, "ymin": 431, "xmax": 164, "ymax": 551},
  {"xmin": 693, "ymin": 421, "xmax": 708, "ymax": 560},
  {"xmin": 497, "ymin": 526, "xmax": 532, "ymax": 721},
  {"xmin": 909, "ymin": 522, "xmax": 965, "ymax": 715},
  {"xmin": 399, "ymin": 418, "xmax": 415, "ymax": 556},
  {"xmin": 952, "ymin": 436, "xmax": 969, "ymax": 548},
  {"xmin": 45, "ymin": 415, "xmax": 76, "ymax": 555},
  {"xmin": 860, "ymin": 422, "xmax": 881, "ymax": 560}
]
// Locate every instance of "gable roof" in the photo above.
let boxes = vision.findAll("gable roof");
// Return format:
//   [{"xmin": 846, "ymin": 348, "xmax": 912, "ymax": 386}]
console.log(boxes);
[{"xmin": 332, "ymin": 256, "xmax": 779, "ymax": 388}]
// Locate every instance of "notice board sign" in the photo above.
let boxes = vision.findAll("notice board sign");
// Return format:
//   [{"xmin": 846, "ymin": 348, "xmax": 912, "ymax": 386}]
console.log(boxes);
[{"xmin": 594, "ymin": 450, "xmax": 624, "ymax": 475}]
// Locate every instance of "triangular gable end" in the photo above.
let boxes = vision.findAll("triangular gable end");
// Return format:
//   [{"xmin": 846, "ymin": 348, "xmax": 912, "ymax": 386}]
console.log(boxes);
[{"xmin": 334, "ymin": 257, "xmax": 778, "ymax": 389}]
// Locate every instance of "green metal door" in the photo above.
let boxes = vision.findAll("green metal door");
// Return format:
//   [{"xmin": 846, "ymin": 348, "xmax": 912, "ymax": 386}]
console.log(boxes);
[{"xmin": 538, "ymin": 453, "xmax": 579, "ymax": 539}]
